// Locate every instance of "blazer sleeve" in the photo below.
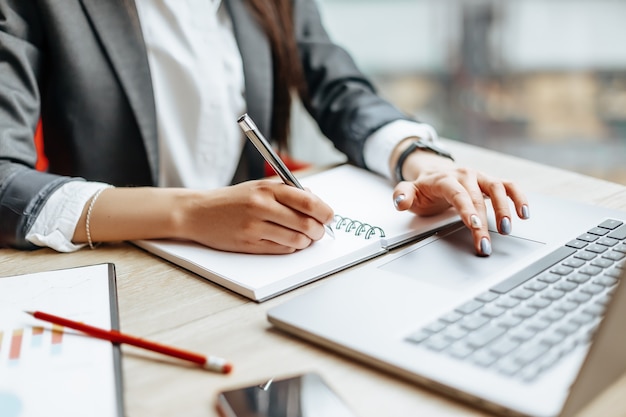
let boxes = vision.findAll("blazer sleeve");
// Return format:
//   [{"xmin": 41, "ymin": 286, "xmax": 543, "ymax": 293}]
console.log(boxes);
[
  {"xmin": 293, "ymin": 0, "xmax": 413, "ymax": 168},
  {"xmin": 0, "ymin": 0, "xmax": 77, "ymax": 249}
]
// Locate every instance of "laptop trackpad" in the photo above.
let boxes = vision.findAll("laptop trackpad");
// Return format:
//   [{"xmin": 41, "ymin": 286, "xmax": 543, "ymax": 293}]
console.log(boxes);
[{"xmin": 379, "ymin": 227, "xmax": 544, "ymax": 290}]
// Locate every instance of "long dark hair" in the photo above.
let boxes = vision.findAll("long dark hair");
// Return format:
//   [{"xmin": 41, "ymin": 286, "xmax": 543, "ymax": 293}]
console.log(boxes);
[{"xmin": 246, "ymin": 0, "xmax": 307, "ymax": 151}]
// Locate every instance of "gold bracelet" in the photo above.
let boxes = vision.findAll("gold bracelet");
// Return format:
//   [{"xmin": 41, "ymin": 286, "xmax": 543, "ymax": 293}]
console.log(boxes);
[{"xmin": 85, "ymin": 187, "xmax": 109, "ymax": 250}]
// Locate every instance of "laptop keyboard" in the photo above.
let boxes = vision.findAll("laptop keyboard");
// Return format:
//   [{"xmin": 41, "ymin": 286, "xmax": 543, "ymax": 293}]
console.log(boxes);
[{"xmin": 405, "ymin": 219, "xmax": 626, "ymax": 382}]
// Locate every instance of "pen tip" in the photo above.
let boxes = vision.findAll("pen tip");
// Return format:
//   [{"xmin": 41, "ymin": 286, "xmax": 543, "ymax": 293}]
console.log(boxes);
[
  {"xmin": 24, "ymin": 311, "xmax": 34, "ymax": 316},
  {"xmin": 222, "ymin": 363, "xmax": 233, "ymax": 374}
]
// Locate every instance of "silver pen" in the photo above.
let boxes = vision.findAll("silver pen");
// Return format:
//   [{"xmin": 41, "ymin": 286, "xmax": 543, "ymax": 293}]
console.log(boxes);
[{"xmin": 237, "ymin": 113, "xmax": 335, "ymax": 239}]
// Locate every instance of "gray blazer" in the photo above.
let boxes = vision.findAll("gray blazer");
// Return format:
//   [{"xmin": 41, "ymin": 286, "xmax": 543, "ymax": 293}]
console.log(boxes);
[{"xmin": 0, "ymin": 0, "xmax": 408, "ymax": 249}]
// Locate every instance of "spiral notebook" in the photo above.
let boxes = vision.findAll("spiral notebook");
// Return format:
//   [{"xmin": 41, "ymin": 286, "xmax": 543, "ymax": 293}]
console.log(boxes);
[{"xmin": 134, "ymin": 165, "xmax": 460, "ymax": 301}]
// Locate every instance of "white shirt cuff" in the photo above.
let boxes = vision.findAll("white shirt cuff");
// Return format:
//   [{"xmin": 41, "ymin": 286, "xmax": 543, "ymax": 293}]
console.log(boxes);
[
  {"xmin": 26, "ymin": 181, "xmax": 112, "ymax": 252},
  {"xmin": 363, "ymin": 119, "xmax": 440, "ymax": 179}
]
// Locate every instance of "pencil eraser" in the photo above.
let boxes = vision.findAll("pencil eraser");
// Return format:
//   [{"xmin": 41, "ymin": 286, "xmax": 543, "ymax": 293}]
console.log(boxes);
[{"xmin": 222, "ymin": 363, "xmax": 233, "ymax": 374}]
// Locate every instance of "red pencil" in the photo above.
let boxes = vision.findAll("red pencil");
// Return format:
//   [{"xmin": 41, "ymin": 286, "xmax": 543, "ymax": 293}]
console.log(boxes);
[{"xmin": 25, "ymin": 310, "xmax": 232, "ymax": 374}]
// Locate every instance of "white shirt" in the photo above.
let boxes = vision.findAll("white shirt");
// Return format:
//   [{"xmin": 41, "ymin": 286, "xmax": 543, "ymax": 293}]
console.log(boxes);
[
  {"xmin": 26, "ymin": 0, "xmax": 439, "ymax": 252},
  {"xmin": 135, "ymin": 0, "xmax": 246, "ymax": 189}
]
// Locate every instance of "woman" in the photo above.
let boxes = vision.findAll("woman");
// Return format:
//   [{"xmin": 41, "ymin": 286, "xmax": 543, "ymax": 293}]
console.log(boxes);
[{"xmin": 0, "ymin": 0, "xmax": 528, "ymax": 255}]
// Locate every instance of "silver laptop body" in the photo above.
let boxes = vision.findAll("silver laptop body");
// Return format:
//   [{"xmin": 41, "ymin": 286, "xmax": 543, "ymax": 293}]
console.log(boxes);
[{"xmin": 268, "ymin": 193, "xmax": 626, "ymax": 417}]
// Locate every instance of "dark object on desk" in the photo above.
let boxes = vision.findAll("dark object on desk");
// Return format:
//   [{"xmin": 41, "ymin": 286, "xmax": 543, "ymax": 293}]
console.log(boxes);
[{"xmin": 216, "ymin": 372, "xmax": 357, "ymax": 417}]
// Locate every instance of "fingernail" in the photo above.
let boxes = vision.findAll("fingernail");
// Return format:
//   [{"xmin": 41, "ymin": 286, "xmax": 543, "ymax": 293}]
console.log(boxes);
[
  {"xmin": 499, "ymin": 217, "xmax": 511, "ymax": 235},
  {"xmin": 394, "ymin": 194, "xmax": 406, "ymax": 209},
  {"xmin": 480, "ymin": 237, "xmax": 492, "ymax": 256},
  {"xmin": 521, "ymin": 205, "xmax": 530, "ymax": 219},
  {"xmin": 470, "ymin": 214, "xmax": 482, "ymax": 229}
]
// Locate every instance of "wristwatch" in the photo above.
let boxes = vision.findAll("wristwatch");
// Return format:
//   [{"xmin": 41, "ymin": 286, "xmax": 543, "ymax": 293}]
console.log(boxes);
[{"xmin": 394, "ymin": 139, "xmax": 454, "ymax": 183}]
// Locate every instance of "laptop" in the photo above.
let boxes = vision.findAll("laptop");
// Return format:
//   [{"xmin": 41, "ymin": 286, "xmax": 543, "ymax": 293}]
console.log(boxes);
[{"xmin": 268, "ymin": 193, "xmax": 626, "ymax": 417}]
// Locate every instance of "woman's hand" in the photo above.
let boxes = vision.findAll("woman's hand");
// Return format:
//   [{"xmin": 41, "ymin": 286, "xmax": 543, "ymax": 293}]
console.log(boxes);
[
  {"xmin": 176, "ymin": 180, "xmax": 335, "ymax": 254},
  {"xmin": 392, "ymin": 149, "xmax": 529, "ymax": 256}
]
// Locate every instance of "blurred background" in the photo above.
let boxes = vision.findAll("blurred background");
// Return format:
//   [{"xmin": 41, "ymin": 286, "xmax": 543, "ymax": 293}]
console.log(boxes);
[{"xmin": 289, "ymin": 0, "xmax": 626, "ymax": 185}]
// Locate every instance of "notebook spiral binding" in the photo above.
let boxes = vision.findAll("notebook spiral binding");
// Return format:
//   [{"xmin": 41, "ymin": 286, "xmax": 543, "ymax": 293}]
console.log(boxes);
[{"xmin": 333, "ymin": 214, "xmax": 386, "ymax": 239}]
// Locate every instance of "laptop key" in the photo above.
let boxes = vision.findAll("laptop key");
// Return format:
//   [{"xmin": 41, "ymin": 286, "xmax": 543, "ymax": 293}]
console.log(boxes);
[
  {"xmin": 538, "ymin": 272, "xmax": 562, "ymax": 283},
  {"xmin": 606, "ymin": 224, "xmax": 626, "ymax": 238},
  {"xmin": 528, "ymin": 297, "xmax": 552, "ymax": 309},
  {"xmin": 540, "ymin": 332, "xmax": 566, "ymax": 346},
  {"xmin": 593, "ymin": 276, "xmax": 618, "ymax": 287},
  {"xmin": 424, "ymin": 321, "xmax": 447, "ymax": 333},
  {"xmin": 513, "ymin": 343, "xmax": 550, "ymax": 366},
  {"xmin": 459, "ymin": 315, "xmax": 490, "ymax": 331},
  {"xmin": 569, "ymin": 313, "xmax": 594, "ymax": 326},
  {"xmin": 574, "ymin": 251, "xmax": 596, "ymax": 261},
  {"xmin": 495, "ymin": 315, "xmax": 523, "ymax": 329},
  {"xmin": 509, "ymin": 327, "xmax": 536, "ymax": 342},
  {"xmin": 406, "ymin": 329, "xmax": 431, "ymax": 344},
  {"xmin": 466, "ymin": 325, "xmax": 506, "ymax": 349},
  {"xmin": 586, "ymin": 244, "xmax": 608, "ymax": 254},
  {"xmin": 588, "ymin": 227, "xmax": 609, "ymax": 236},
  {"xmin": 579, "ymin": 265, "xmax": 602, "ymax": 276},
  {"xmin": 580, "ymin": 283, "xmax": 604, "ymax": 295},
  {"xmin": 550, "ymin": 265, "xmax": 574, "ymax": 276},
  {"xmin": 568, "ymin": 273, "xmax": 591, "ymax": 284},
  {"xmin": 554, "ymin": 281, "xmax": 578, "ymax": 292},
  {"xmin": 582, "ymin": 304, "xmax": 604, "ymax": 317},
  {"xmin": 475, "ymin": 291, "xmax": 499, "ymax": 303},
  {"xmin": 440, "ymin": 325, "xmax": 468, "ymax": 341},
  {"xmin": 568, "ymin": 292, "xmax": 592, "ymax": 304},
  {"xmin": 598, "ymin": 237, "xmax": 619, "ymax": 247},
  {"xmin": 555, "ymin": 300, "xmax": 579, "ymax": 312},
  {"xmin": 541, "ymin": 289, "xmax": 566, "ymax": 300},
  {"xmin": 456, "ymin": 299, "xmax": 484, "ymax": 315},
  {"xmin": 598, "ymin": 219, "xmax": 623, "ymax": 230},
  {"xmin": 440, "ymin": 311, "xmax": 463, "ymax": 324},
  {"xmin": 566, "ymin": 239, "xmax": 587, "ymax": 249},
  {"xmin": 603, "ymin": 251, "xmax": 625, "ymax": 261},
  {"xmin": 605, "ymin": 268, "xmax": 622, "ymax": 278},
  {"xmin": 524, "ymin": 280, "xmax": 548, "ymax": 292},
  {"xmin": 539, "ymin": 309, "xmax": 565, "ymax": 322},
  {"xmin": 555, "ymin": 322, "xmax": 580, "ymax": 335},
  {"xmin": 511, "ymin": 288, "xmax": 534, "ymax": 300},
  {"xmin": 481, "ymin": 305, "xmax": 506, "ymax": 318},
  {"xmin": 495, "ymin": 296, "xmax": 521, "ymax": 309},
  {"xmin": 526, "ymin": 319, "xmax": 550, "ymax": 332},
  {"xmin": 424, "ymin": 334, "xmax": 451, "ymax": 351},
  {"xmin": 447, "ymin": 342, "xmax": 474, "ymax": 359},
  {"xmin": 512, "ymin": 306, "xmax": 538, "ymax": 319},
  {"xmin": 489, "ymin": 337, "xmax": 520, "ymax": 357},
  {"xmin": 577, "ymin": 233, "xmax": 598, "ymax": 242},
  {"xmin": 591, "ymin": 258, "xmax": 614, "ymax": 268},
  {"xmin": 563, "ymin": 257, "xmax": 585, "ymax": 268}
]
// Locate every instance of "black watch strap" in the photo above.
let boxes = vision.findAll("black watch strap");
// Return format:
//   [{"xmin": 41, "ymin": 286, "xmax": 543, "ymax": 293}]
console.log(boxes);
[{"xmin": 395, "ymin": 140, "xmax": 454, "ymax": 183}]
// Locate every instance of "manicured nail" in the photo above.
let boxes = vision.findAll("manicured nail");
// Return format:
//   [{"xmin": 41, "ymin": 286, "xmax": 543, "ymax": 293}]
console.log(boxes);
[
  {"xmin": 470, "ymin": 214, "xmax": 482, "ymax": 229},
  {"xmin": 394, "ymin": 194, "xmax": 406, "ymax": 209},
  {"xmin": 480, "ymin": 237, "xmax": 492, "ymax": 256},
  {"xmin": 499, "ymin": 217, "xmax": 511, "ymax": 235},
  {"xmin": 521, "ymin": 205, "xmax": 530, "ymax": 219}
]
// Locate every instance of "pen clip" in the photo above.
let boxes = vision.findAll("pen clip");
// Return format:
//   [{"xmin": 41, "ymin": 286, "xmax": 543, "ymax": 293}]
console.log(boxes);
[{"xmin": 237, "ymin": 114, "xmax": 303, "ymax": 189}]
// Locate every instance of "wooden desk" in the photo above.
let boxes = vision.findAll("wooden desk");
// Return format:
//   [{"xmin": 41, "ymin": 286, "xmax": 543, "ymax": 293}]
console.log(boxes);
[{"xmin": 2, "ymin": 140, "xmax": 626, "ymax": 417}]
